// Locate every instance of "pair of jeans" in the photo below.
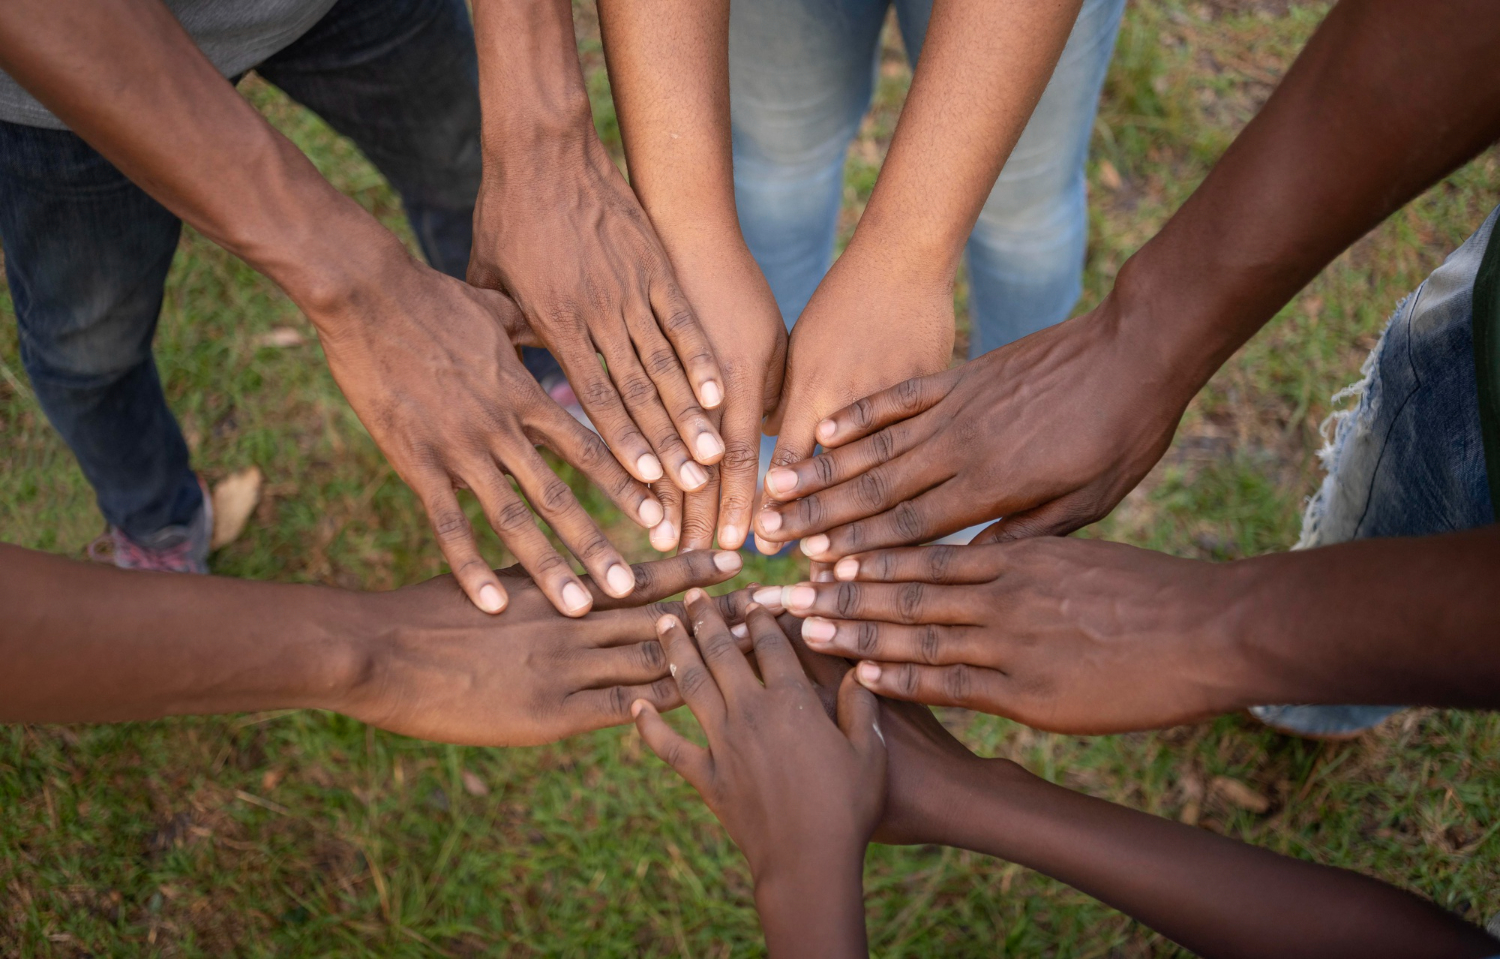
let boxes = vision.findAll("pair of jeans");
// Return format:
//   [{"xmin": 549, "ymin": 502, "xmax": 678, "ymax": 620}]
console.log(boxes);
[
  {"xmin": 1252, "ymin": 205, "xmax": 1498, "ymax": 737},
  {"xmin": 0, "ymin": 0, "xmax": 483, "ymax": 541},
  {"xmin": 728, "ymin": 0, "xmax": 1126, "ymax": 354}
]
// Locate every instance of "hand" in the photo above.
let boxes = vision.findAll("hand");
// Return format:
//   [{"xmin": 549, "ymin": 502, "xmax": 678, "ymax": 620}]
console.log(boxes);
[
  {"xmin": 314, "ymin": 252, "xmax": 663, "ymax": 617},
  {"xmin": 470, "ymin": 135, "xmax": 727, "ymax": 494},
  {"xmin": 755, "ymin": 255, "xmax": 955, "ymax": 554},
  {"xmin": 777, "ymin": 538, "xmax": 1247, "ymax": 734},
  {"xmin": 632, "ymin": 593, "xmax": 883, "ymax": 957},
  {"xmin": 650, "ymin": 241, "xmax": 787, "ymax": 553},
  {"xmin": 339, "ymin": 549, "xmax": 745, "ymax": 746},
  {"xmin": 758, "ymin": 295, "xmax": 1195, "ymax": 561}
]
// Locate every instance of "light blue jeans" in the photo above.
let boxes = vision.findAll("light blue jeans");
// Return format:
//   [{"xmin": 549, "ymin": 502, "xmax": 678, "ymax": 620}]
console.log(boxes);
[
  {"xmin": 1253, "ymin": 206, "xmax": 1498, "ymax": 737},
  {"xmin": 728, "ymin": 0, "xmax": 1126, "ymax": 354}
]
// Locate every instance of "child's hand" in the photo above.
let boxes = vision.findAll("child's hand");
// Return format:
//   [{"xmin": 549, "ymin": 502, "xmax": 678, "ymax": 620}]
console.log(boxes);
[{"xmin": 633, "ymin": 592, "xmax": 883, "ymax": 957}]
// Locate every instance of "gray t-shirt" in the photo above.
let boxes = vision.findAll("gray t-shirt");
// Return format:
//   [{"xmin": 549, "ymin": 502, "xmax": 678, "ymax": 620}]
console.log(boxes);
[{"xmin": 0, "ymin": 0, "xmax": 339, "ymax": 130}]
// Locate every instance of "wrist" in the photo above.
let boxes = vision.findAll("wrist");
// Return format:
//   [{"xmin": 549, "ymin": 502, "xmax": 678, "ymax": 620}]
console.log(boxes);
[
  {"xmin": 752, "ymin": 847, "xmax": 868, "ymax": 957},
  {"xmin": 301, "ymin": 590, "xmax": 388, "ymax": 717},
  {"xmin": 837, "ymin": 227, "xmax": 959, "ymax": 292}
]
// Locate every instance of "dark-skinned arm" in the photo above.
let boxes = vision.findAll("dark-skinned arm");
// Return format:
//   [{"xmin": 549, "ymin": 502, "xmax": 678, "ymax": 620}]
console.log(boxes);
[
  {"xmin": 760, "ymin": 0, "xmax": 1500, "ymax": 558},
  {"xmin": 0, "ymin": 0, "xmax": 667, "ymax": 618},
  {"xmin": 596, "ymin": 0, "xmax": 787, "ymax": 555},
  {"xmin": 0, "ymin": 543, "xmax": 744, "ymax": 745}
]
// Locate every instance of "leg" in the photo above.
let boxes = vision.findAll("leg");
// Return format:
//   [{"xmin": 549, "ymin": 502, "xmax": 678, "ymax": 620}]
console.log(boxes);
[
  {"xmin": 896, "ymin": 0, "xmax": 1125, "ymax": 356},
  {"xmin": 0, "ymin": 120, "xmax": 203, "ymax": 545},
  {"xmin": 1253, "ymin": 206, "xmax": 1499, "ymax": 737},
  {"xmin": 729, "ymin": 0, "xmax": 889, "ymax": 328}
]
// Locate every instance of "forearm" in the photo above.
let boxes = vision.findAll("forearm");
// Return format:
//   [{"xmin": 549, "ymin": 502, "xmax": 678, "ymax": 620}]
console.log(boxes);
[
  {"xmin": 0, "ymin": 0, "xmax": 402, "ymax": 316},
  {"xmin": 0, "ymin": 545, "xmax": 365, "ymax": 723},
  {"xmin": 597, "ymin": 0, "xmax": 743, "ymax": 254},
  {"xmin": 754, "ymin": 855, "xmax": 869, "ymax": 959},
  {"xmin": 1113, "ymin": 0, "xmax": 1500, "ymax": 392},
  {"xmin": 848, "ymin": 0, "xmax": 1082, "ymax": 283},
  {"xmin": 931, "ymin": 759, "xmax": 1496, "ymax": 958},
  {"xmin": 1217, "ymin": 526, "xmax": 1500, "ymax": 710}
]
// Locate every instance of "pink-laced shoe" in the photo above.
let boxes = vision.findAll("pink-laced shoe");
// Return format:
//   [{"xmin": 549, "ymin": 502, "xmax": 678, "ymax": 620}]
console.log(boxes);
[{"xmin": 87, "ymin": 478, "xmax": 213, "ymax": 574}]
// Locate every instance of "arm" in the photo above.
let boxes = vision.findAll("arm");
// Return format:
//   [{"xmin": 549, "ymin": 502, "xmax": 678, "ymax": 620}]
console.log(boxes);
[
  {"xmin": 758, "ymin": 0, "xmax": 1083, "ymax": 552},
  {"xmin": 632, "ymin": 594, "xmax": 883, "ymax": 958},
  {"xmin": 0, "ymin": 0, "xmax": 663, "ymax": 617},
  {"xmin": 596, "ymin": 0, "xmax": 787, "ymax": 553},
  {"xmin": 772, "ymin": 527, "xmax": 1500, "ymax": 733},
  {"xmin": 758, "ymin": 0, "xmax": 1500, "ymax": 557},
  {"xmin": 468, "ymin": 0, "xmax": 729, "ymax": 500},
  {"xmin": 0, "ymin": 543, "xmax": 743, "ymax": 745}
]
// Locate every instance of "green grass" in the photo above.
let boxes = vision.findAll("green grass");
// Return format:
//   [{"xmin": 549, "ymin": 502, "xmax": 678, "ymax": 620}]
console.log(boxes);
[{"xmin": 4, "ymin": 1, "xmax": 1500, "ymax": 955}]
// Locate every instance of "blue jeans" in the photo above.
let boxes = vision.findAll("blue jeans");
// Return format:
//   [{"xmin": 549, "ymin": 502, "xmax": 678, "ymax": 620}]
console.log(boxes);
[
  {"xmin": 0, "ymin": 0, "xmax": 483, "ymax": 540},
  {"xmin": 728, "ymin": 0, "xmax": 1126, "ymax": 354},
  {"xmin": 1253, "ymin": 206, "xmax": 1498, "ymax": 737}
]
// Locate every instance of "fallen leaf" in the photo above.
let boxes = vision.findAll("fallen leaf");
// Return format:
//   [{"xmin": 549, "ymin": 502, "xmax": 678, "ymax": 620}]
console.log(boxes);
[
  {"xmin": 261, "ymin": 768, "xmax": 285, "ymax": 792},
  {"xmin": 1097, "ymin": 159, "xmax": 1124, "ymax": 192},
  {"xmin": 1210, "ymin": 775, "xmax": 1270, "ymax": 814},
  {"xmin": 461, "ymin": 770, "xmax": 489, "ymax": 797},
  {"xmin": 211, "ymin": 467, "xmax": 263, "ymax": 550},
  {"xmin": 255, "ymin": 327, "xmax": 305, "ymax": 349}
]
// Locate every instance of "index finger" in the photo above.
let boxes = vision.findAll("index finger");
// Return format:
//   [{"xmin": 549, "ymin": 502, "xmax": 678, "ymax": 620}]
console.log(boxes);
[
  {"xmin": 649, "ymin": 275, "xmax": 724, "ymax": 413},
  {"xmin": 589, "ymin": 549, "xmax": 743, "ymax": 611},
  {"xmin": 656, "ymin": 611, "xmax": 726, "ymax": 731},
  {"xmin": 813, "ymin": 368, "xmax": 958, "ymax": 449},
  {"xmin": 685, "ymin": 587, "xmax": 757, "ymax": 699},
  {"xmin": 743, "ymin": 604, "xmax": 807, "ymax": 688}
]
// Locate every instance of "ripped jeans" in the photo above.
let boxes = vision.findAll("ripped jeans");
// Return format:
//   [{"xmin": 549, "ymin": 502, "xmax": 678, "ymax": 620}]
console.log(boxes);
[{"xmin": 1253, "ymin": 205, "xmax": 1498, "ymax": 737}]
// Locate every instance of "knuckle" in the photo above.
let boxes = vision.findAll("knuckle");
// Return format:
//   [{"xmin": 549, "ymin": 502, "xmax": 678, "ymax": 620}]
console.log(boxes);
[
  {"xmin": 621, "ymin": 376, "xmax": 659, "ymax": 407},
  {"xmin": 651, "ymin": 677, "xmax": 676, "ymax": 702},
  {"xmin": 608, "ymin": 685, "xmax": 631, "ymax": 719},
  {"xmin": 572, "ymin": 434, "xmax": 612, "ymax": 472},
  {"xmin": 871, "ymin": 428, "xmax": 896, "ymax": 463},
  {"xmin": 918, "ymin": 625, "xmax": 942, "ymax": 665},
  {"xmin": 537, "ymin": 478, "xmax": 576, "ymax": 514},
  {"xmin": 660, "ymin": 308, "xmax": 697, "ymax": 335},
  {"xmin": 896, "ymin": 583, "xmax": 925, "ymax": 624},
  {"xmin": 494, "ymin": 499, "xmax": 535, "ymax": 533},
  {"xmin": 580, "ymin": 378, "xmax": 618, "ymax": 409},
  {"xmin": 644, "ymin": 349, "xmax": 680, "ymax": 379},
  {"xmin": 926, "ymin": 545, "xmax": 956, "ymax": 581},
  {"xmin": 853, "ymin": 470, "xmax": 889, "ymax": 511},
  {"xmin": 898, "ymin": 664, "xmax": 921, "ymax": 697},
  {"xmin": 835, "ymin": 582, "xmax": 861, "ymax": 619},
  {"xmin": 855, "ymin": 621, "xmax": 880, "ymax": 657},
  {"xmin": 894, "ymin": 377, "xmax": 924, "ymax": 413},
  {"xmin": 720, "ymin": 441, "xmax": 759, "ymax": 475},
  {"xmin": 942, "ymin": 664, "xmax": 974, "ymax": 706},
  {"xmin": 849, "ymin": 398, "xmax": 875, "ymax": 430},
  {"xmin": 639, "ymin": 640, "xmax": 666, "ymax": 672},
  {"xmin": 892, "ymin": 501, "xmax": 925, "ymax": 542},
  {"xmin": 812, "ymin": 455, "xmax": 837, "ymax": 487},
  {"xmin": 676, "ymin": 665, "xmax": 710, "ymax": 698},
  {"xmin": 432, "ymin": 509, "xmax": 471, "ymax": 542}
]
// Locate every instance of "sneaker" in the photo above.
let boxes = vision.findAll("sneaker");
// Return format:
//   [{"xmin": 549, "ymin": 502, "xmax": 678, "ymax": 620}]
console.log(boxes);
[
  {"xmin": 1248, "ymin": 704, "xmax": 1400, "ymax": 741},
  {"xmin": 87, "ymin": 477, "xmax": 213, "ymax": 574}
]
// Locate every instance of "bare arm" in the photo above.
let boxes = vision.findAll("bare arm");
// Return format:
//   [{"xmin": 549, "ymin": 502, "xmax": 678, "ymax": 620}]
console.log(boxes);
[{"xmin": 0, "ymin": 0, "xmax": 667, "ymax": 617}]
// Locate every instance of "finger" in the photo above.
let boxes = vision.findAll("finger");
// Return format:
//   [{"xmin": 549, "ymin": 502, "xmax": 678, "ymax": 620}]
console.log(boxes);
[
  {"xmin": 853, "ymin": 660, "xmax": 1004, "ymax": 713},
  {"xmin": 809, "ymin": 560, "xmax": 836, "ymax": 583},
  {"xmin": 972, "ymin": 492, "xmax": 1104, "ymax": 543},
  {"xmin": 503, "ymin": 445, "xmax": 636, "ymax": 600},
  {"xmin": 744, "ymin": 604, "xmax": 807, "ymax": 687},
  {"xmin": 552, "ymin": 336, "xmax": 665, "ymax": 485},
  {"xmin": 560, "ymin": 676, "xmax": 681, "ymax": 735},
  {"xmin": 685, "ymin": 587, "xmax": 757, "ymax": 699},
  {"xmin": 714, "ymin": 379, "xmax": 765, "ymax": 550},
  {"xmin": 582, "ymin": 639, "xmax": 674, "ymax": 687},
  {"xmin": 526, "ymin": 397, "xmax": 664, "ymax": 531},
  {"xmin": 632, "ymin": 700, "xmax": 712, "ymax": 790},
  {"xmin": 762, "ymin": 417, "xmax": 925, "ymax": 503},
  {"xmin": 680, "ymin": 476, "xmax": 720, "ymax": 553},
  {"xmin": 799, "ymin": 484, "xmax": 965, "ymax": 562},
  {"xmin": 657, "ymin": 610, "xmax": 726, "ymax": 730},
  {"xmin": 589, "ymin": 549, "xmax": 743, "ymax": 611},
  {"xmin": 626, "ymin": 303, "xmax": 725, "ymax": 466},
  {"xmin": 414, "ymin": 475, "xmax": 509, "ymax": 614},
  {"xmin": 760, "ymin": 452, "xmax": 947, "ymax": 544},
  {"xmin": 755, "ymin": 427, "xmax": 816, "ymax": 553},
  {"xmin": 836, "ymin": 671, "xmax": 886, "ymax": 758},
  {"xmin": 651, "ymin": 479, "xmax": 684, "ymax": 552},
  {"xmin": 778, "ymin": 580, "xmax": 983, "ymax": 626},
  {"xmin": 464, "ymin": 462, "xmax": 593, "ymax": 617},
  {"xmin": 813, "ymin": 368, "xmax": 958, "ymax": 449},
  {"xmin": 598, "ymin": 336, "xmax": 712, "ymax": 493},
  {"xmin": 648, "ymin": 274, "xmax": 724, "ymax": 414},
  {"xmin": 800, "ymin": 618, "xmax": 981, "ymax": 667},
  {"xmin": 830, "ymin": 545, "xmax": 999, "ymax": 585},
  {"xmin": 586, "ymin": 587, "xmax": 757, "ymax": 651}
]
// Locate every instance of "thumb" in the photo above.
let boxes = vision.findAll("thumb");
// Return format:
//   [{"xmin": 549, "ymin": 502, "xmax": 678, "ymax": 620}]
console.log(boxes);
[
  {"xmin": 837, "ymin": 671, "xmax": 886, "ymax": 761},
  {"xmin": 633, "ymin": 700, "xmax": 712, "ymax": 791},
  {"xmin": 972, "ymin": 492, "xmax": 1102, "ymax": 544}
]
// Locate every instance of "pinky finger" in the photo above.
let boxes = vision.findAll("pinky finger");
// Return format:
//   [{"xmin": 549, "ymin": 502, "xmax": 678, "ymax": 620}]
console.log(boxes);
[{"xmin": 417, "ymin": 478, "xmax": 507, "ymax": 614}]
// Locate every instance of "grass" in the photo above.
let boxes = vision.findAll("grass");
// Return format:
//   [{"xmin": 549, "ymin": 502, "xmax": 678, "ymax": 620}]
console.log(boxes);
[{"xmin": 4, "ymin": 0, "xmax": 1500, "ymax": 955}]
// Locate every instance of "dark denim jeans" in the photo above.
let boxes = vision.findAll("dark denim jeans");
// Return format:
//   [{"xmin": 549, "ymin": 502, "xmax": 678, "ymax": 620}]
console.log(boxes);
[{"xmin": 0, "ymin": 0, "xmax": 484, "ymax": 540}]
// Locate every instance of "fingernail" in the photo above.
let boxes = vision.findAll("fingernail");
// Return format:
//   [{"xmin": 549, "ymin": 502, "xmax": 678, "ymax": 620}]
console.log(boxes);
[
  {"xmin": 630, "ymin": 699, "xmax": 646, "ymax": 718},
  {"xmin": 801, "ymin": 534, "xmax": 830, "ymax": 558},
  {"xmin": 650, "ymin": 520, "xmax": 677, "ymax": 551},
  {"xmin": 835, "ymin": 557, "xmax": 859, "ymax": 581},
  {"xmin": 680, "ymin": 461, "xmax": 709, "ymax": 490},
  {"xmin": 814, "ymin": 567, "xmax": 835, "ymax": 583},
  {"xmin": 765, "ymin": 469, "xmax": 797, "ymax": 496},
  {"xmin": 731, "ymin": 623, "xmax": 748, "ymax": 639},
  {"xmin": 759, "ymin": 510, "xmax": 782, "ymax": 534},
  {"xmin": 781, "ymin": 584, "xmax": 816, "ymax": 612},
  {"xmin": 857, "ymin": 661, "xmax": 881, "ymax": 684},
  {"xmin": 562, "ymin": 581, "xmax": 591, "ymax": 613},
  {"xmin": 695, "ymin": 431, "xmax": 724, "ymax": 462},
  {"xmin": 639, "ymin": 498, "xmax": 664, "ymax": 527},
  {"xmin": 719, "ymin": 525, "xmax": 743, "ymax": 549},
  {"xmin": 713, "ymin": 550, "xmax": 742, "ymax": 573},
  {"xmin": 701, "ymin": 380, "xmax": 723, "ymax": 408},
  {"xmin": 685, "ymin": 587, "xmax": 706, "ymax": 603},
  {"xmin": 817, "ymin": 419, "xmax": 837, "ymax": 442},
  {"xmin": 638, "ymin": 454, "xmax": 664, "ymax": 482},
  {"xmin": 606, "ymin": 564, "xmax": 635, "ymax": 596},
  {"xmin": 657, "ymin": 614, "xmax": 680, "ymax": 633},
  {"xmin": 802, "ymin": 617, "xmax": 836, "ymax": 643},
  {"xmin": 478, "ymin": 583, "xmax": 506, "ymax": 613},
  {"xmin": 751, "ymin": 586, "xmax": 784, "ymax": 611},
  {"xmin": 754, "ymin": 535, "xmax": 778, "ymax": 555}
]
